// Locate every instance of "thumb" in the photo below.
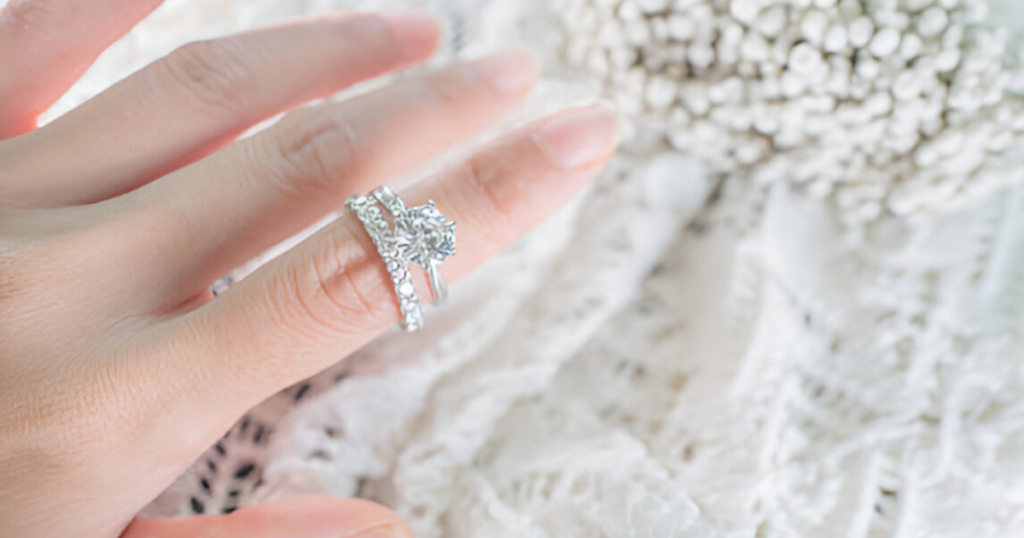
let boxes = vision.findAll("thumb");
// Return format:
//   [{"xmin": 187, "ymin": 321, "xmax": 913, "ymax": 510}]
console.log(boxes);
[{"xmin": 120, "ymin": 496, "xmax": 413, "ymax": 538}]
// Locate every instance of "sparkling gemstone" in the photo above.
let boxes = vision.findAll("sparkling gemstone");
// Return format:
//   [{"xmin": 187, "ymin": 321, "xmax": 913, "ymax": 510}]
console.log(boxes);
[{"xmin": 395, "ymin": 202, "xmax": 456, "ymax": 266}]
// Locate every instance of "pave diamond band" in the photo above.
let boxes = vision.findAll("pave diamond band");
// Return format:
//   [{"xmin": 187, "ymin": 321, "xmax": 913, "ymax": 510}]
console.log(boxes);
[
  {"xmin": 371, "ymin": 185, "xmax": 406, "ymax": 218},
  {"xmin": 346, "ymin": 186, "xmax": 456, "ymax": 331},
  {"xmin": 372, "ymin": 186, "xmax": 455, "ymax": 305},
  {"xmin": 345, "ymin": 193, "xmax": 424, "ymax": 331}
]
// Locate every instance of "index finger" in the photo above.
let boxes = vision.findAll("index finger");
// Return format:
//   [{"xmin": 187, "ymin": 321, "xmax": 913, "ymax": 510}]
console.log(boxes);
[{"xmin": 0, "ymin": 0, "xmax": 164, "ymax": 137}]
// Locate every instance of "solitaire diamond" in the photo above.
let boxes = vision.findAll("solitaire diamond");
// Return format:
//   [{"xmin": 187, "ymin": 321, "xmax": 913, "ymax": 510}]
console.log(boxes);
[{"xmin": 395, "ymin": 201, "xmax": 456, "ymax": 266}]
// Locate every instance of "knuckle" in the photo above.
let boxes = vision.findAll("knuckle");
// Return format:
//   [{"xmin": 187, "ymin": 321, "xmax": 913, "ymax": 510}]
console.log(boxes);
[
  {"xmin": 318, "ymin": 265, "xmax": 383, "ymax": 331},
  {"xmin": 308, "ymin": 231, "xmax": 391, "ymax": 330},
  {"xmin": 338, "ymin": 14, "xmax": 401, "ymax": 54},
  {"xmin": 265, "ymin": 237, "xmax": 387, "ymax": 338},
  {"xmin": 263, "ymin": 111, "xmax": 361, "ymax": 199},
  {"xmin": 263, "ymin": 262, "xmax": 337, "ymax": 338},
  {"xmin": 164, "ymin": 38, "xmax": 259, "ymax": 111},
  {"xmin": 454, "ymin": 157, "xmax": 513, "ymax": 242},
  {"xmin": 422, "ymin": 67, "xmax": 473, "ymax": 110}
]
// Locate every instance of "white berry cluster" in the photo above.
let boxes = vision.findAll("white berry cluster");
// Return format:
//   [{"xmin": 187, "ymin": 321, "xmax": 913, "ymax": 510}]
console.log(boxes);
[{"xmin": 558, "ymin": 0, "xmax": 1024, "ymax": 223}]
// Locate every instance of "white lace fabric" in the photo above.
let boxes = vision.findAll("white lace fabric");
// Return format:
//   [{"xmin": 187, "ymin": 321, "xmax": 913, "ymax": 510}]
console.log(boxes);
[{"xmin": 35, "ymin": 0, "xmax": 1024, "ymax": 536}]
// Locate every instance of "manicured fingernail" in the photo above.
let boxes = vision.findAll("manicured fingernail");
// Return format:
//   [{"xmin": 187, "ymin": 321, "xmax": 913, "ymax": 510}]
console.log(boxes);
[
  {"xmin": 475, "ymin": 48, "xmax": 538, "ymax": 96},
  {"xmin": 379, "ymin": 12, "xmax": 440, "ymax": 60},
  {"xmin": 533, "ymin": 104, "xmax": 619, "ymax": 169}
]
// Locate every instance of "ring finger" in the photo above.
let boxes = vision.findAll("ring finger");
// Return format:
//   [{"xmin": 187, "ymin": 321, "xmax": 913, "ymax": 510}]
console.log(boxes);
[{"xmin": 167, "ymin": 104, "xmax": 619, "ymax": 420}]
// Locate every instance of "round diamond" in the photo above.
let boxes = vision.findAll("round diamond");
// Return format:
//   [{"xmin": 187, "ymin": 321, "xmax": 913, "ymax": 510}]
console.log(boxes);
[{"xmin": 395, "ymin": 203, "xmax": 456, "ymax": 266}]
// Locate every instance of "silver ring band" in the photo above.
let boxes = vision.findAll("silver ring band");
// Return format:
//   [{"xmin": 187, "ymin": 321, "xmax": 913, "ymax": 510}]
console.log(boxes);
[
  {"xmin": 345, "ymin": 193, "xmax": 424, "ymax": 332},
  {"xmin": 372, "ymin": 186, "xmax": 452, "ymax": 305},
  {"xmin": 425, "ymin": 260, "xmax": 448, "ymax": 305},
  {"xmin": 372, "ymin": 185, "xmax": 406, "ymax": 217}
]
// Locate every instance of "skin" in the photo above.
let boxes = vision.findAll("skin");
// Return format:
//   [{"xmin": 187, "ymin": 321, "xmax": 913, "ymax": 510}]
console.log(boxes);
[{"xmin": 0, "ymin": 1, "xmax": 618, "ymax": 538}]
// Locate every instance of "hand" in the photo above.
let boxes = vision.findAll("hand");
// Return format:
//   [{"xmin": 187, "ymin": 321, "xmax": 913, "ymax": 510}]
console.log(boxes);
[{"xmin": 0, "ymin": 1, "xmax": 618, "ymax": 537}]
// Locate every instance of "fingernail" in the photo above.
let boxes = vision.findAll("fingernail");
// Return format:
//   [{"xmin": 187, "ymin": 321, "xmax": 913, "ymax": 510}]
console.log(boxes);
[
  {"xmin": 379, "ymin": 12, "xmax": 440, "ymax": 60},
  {"xmin": 533, "ymin": 104, "xmax": 620, "ymax": 169},
  {"xmin": 474, "ymin": 48, "xmax": 538, "ymax": 96}
]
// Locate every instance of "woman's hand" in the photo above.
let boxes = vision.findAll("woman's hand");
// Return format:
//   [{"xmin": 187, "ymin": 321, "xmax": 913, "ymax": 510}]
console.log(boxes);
[{"xmin": 0, "ymin": 2, "xmax": 618, "ymax": 537}]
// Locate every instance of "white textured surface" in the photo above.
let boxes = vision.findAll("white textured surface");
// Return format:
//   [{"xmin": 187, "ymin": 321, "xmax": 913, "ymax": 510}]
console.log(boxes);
[
  {"xmin": 28, "ymin": 0, "xmax": 1024, "ymax": 536},
  {"xmin": 558, "ymin": 0, "xmax": 1024, "ymax": 227}
]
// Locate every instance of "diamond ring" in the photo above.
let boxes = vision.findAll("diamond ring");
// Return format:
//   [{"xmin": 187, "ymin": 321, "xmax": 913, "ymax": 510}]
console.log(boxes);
[
  {"xmin": 345, "ymin": 193, "xmax": 424, "ymax": 331},
  {"xmin": 372, "ymin": 186, "xmax": 456, "ymax": 305}
]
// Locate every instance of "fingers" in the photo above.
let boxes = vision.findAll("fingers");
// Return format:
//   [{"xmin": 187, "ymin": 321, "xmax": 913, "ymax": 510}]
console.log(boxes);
[
  {"xmin": 0, "ymin": 0, "xmax": 165, "ymax": 138},
  {"xmin": 120, "ymin": 497, "xmax": 412, "ymax": 538},
  {"xmin": 0, "ymin": 11, "xmax": 440, "ymax": 208},
  {"xmin": 172, "ymin": 104, "xmax": 617, "ymax": 406},
  {"xmin": 110, "ymin": 49, "xmax": 537, "ymax": 312}
]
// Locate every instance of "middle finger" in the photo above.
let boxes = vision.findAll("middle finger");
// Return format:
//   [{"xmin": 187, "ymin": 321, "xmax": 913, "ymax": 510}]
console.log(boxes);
[
  {"xmin": 101, "ymin": 49, "xmax": 537, "ymax": 313},
  {"xmin": 0, "ymin": 11, "xmax": 438, "ymax": 208}
]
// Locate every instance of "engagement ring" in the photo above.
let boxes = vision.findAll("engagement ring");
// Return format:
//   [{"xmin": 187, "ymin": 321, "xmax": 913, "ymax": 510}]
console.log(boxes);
[
  {"xmin": 372, "ymin": 186, "xmax": 455, "ymax": 305},
  {"xmin": 346, "ymin": 186, "xmax": 456, "ymax": 331}
]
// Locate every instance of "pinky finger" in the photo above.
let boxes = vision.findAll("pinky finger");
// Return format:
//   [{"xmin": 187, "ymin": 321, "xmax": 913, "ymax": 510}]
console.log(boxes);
[{"xmin": 169, "ymin": 103, "xmax": 618, "ymax": 415}]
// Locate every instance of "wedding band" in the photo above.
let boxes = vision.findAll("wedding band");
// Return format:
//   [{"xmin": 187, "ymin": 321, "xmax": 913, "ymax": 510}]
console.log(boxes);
[
  {"xmin": 345, "ymin": 193, "xmax": 424, "ymax": 331},
  {"xmin": 372, "ymin": 186, "xmax": 456, "ymax": 305}
]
